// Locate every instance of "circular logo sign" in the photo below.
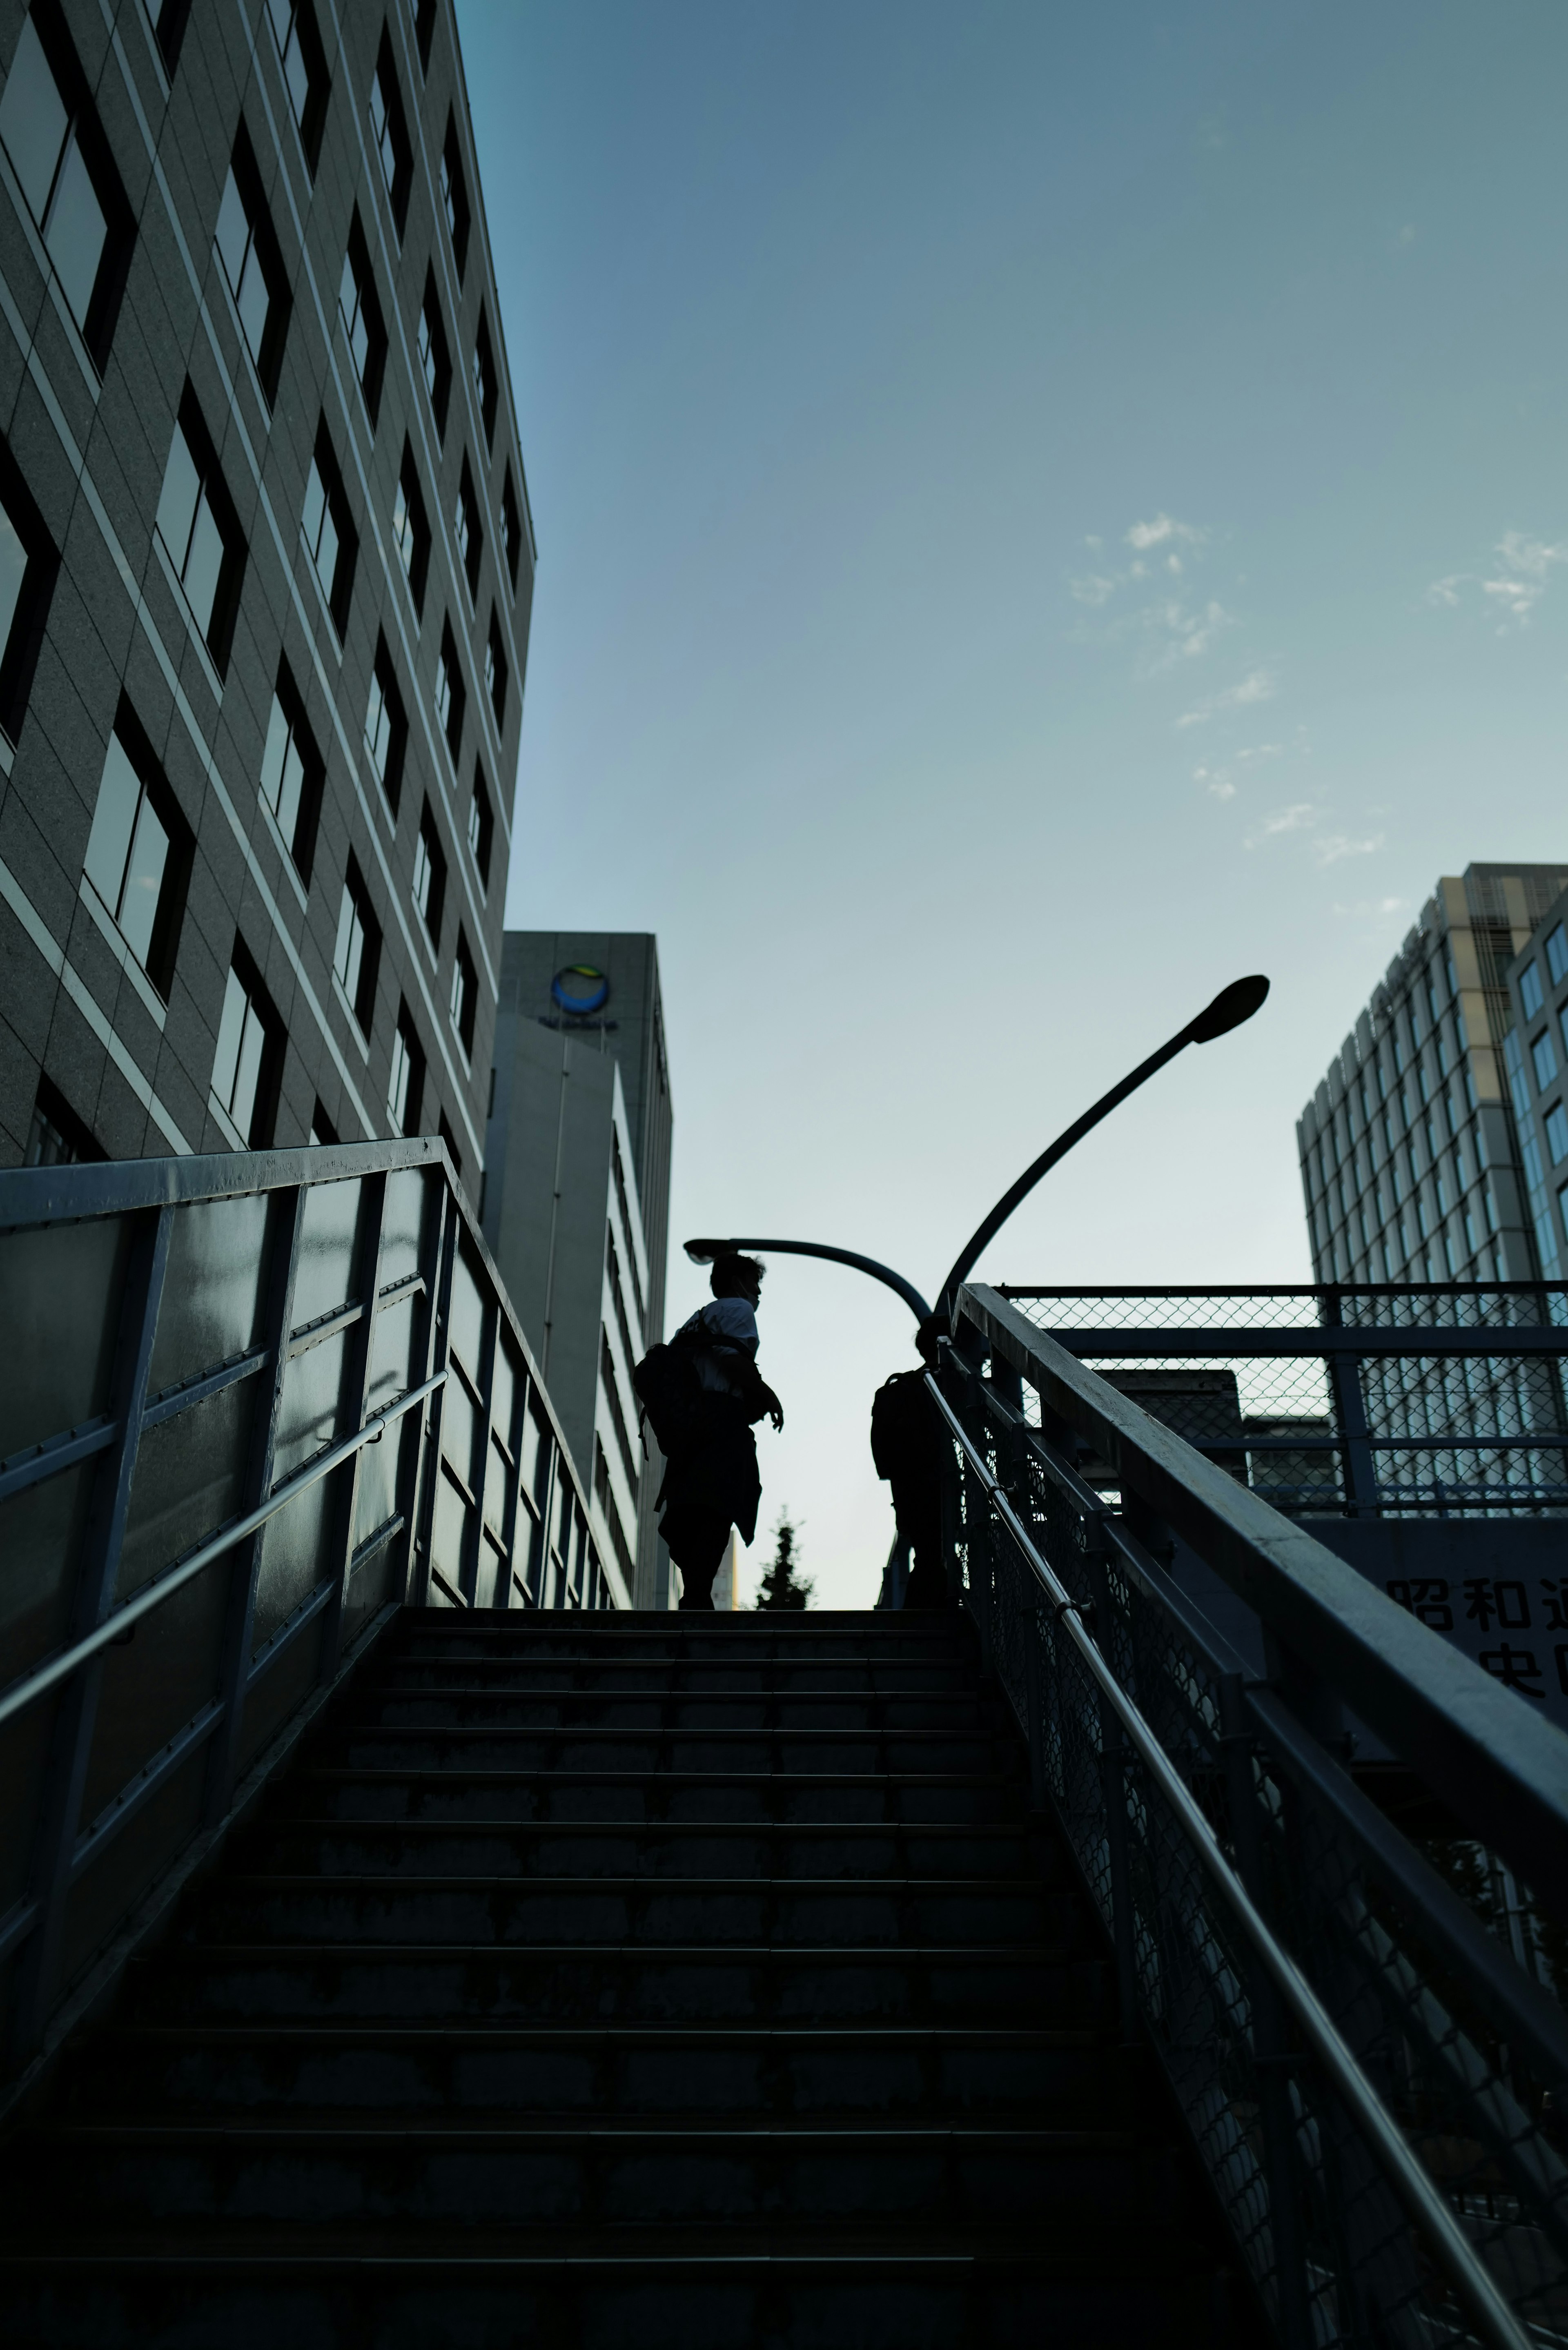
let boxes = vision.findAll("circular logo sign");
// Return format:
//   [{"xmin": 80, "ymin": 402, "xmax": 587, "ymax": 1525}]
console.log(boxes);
[{"xmin": 551, "ymin": 965, "xmax": 610, "ymax": 1016}]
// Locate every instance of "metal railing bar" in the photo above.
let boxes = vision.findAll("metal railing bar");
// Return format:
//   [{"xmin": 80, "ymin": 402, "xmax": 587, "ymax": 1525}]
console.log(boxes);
[
  {"xmin": 964, "ymin": 1285, "xmax": 1568, "ymax": 1918},
  {"xmin": 1172, "ymin": 1435, "xmax": 1568, "ymax": 1454},
  {"xmin": 0, "ymin": 1417, "xmax": 117, "ymax": 1504},
  {"xmin": 0, "ymin": 1137, "xmax": 451, "ymax": 1235},
  {"xmin": 141, "ymin": 1346, "xmax": 270, "ymax": 1432},
  {"xmin": 0, "ymin": 1371, "xmax": 445, "ymax": 1737},
  {"xmin": 349, "ymin": 1511, "xmax": 406, "ymax": 1573},
  {"xmin": 376, "ymin": 1271, "xmax": 425, "ymax": 1306},
  {"xmin": 288, "ymin": 1298, "xmax": 367, "ymax": 1357},
  {"xmin": 928, "ymin": 1368, "xmax": 1535, "ymax": 2350},
  {"xmin": 999, "ymin": 1283, "xmax": 1568, "ymax": 1301},
  {"xmin": 244, "ymin": 1577, "xmax": 338, "ymax": 1689},
  {"xmin": 1047, "ymin": 1328, "xmax": 1568, "ymax": 1359},
  {"xmin": 69, "ymin": 1700, "xmax": 225, "ymax": 1884},
  {"xmin": 0, "ymin": 1896, "xmax": 38, "ymax": 1967}
]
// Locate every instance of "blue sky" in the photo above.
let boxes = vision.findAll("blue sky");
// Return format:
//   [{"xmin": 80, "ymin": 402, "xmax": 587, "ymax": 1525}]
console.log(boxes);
[{"xmin": 458, "ymin": 0, "xmax": 1568, "ymax": 1604}]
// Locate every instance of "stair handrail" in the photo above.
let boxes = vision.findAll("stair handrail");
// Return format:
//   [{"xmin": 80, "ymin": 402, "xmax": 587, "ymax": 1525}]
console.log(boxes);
[{"xmin": 924, "ymin": 1368, "xmax": 1531, "ymax": 2350}]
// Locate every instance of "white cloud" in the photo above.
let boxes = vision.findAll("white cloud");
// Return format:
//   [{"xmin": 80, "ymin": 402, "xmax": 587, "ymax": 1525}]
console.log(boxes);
[
  {"xmin": 1176, "ymin": 668, "xmax": 1276, "ymax": 726},
  {"xmin": 1334, "ymin": 896, "xmax": 1408, "ymax": 918},
  {"xmin": 1070, "ymin": 573, "xmax": 1118, "ymax": 607},
  {"xmin": 1256, "ymin": 802, "xmax": 1316, "ymax": 838},
  {"xmin": 1314, "ymin": 831, "xmax": 1384, "ymax": 866},
  {"xmin": 1126, "ymin": 514, "xmax": 1206, "ymax": 552},
  {"xmin": 1193, "ymin": 764, "xmax": 1235, "ymax": 800},
  {"xmin": 1234, "ymin": 742, "xmax": 1283, "ymax": 763},
  {"xmin": 1428, "ymin": 531, "xmax": 1568, "ymax": 628}
]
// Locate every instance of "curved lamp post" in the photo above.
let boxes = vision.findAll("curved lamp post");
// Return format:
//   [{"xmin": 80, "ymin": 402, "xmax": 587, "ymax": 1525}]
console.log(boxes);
[{"xmin": 684, "ymin": 974, "xmax": 1270, "ymax": 1322}]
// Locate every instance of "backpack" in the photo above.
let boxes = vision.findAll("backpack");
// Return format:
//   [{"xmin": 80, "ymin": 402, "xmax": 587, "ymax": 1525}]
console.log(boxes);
[
  {"xmin": 871, "ymin": 1368, "xmax": 940, "ymax": 1483},
  {"xmin": 632, "ymin": 1316, "xmax": 714, "ymax": 1457}
]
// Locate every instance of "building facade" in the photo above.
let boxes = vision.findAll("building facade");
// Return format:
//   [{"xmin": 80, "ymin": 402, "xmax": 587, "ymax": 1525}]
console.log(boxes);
[
  {"xmin": 481, "ymin": 931, "xmax": 674, "ymax": 1609},
  {"xmin": 1499, "ymin": 879, "xmax": 1568, "ymax": 1290},
  {"xmin": 0, "ymin": 0, "xmax": 531, "ymax": 1180},
  {"xmin": 1298, "ymin": 865, "xmax": 1568, "ymax": 1289}
]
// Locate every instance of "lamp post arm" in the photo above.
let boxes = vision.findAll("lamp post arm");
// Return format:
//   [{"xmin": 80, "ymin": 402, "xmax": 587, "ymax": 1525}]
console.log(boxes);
[{"xmin": 683, "ymin": 1236, "xmax": 932, "ymax": 1323}]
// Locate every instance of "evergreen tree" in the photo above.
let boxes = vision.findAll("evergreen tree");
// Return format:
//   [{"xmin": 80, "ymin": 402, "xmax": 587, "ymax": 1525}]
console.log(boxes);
[{"xmin": 754, "ymin": 1509, "xmax": 812, "ymax": 1610}]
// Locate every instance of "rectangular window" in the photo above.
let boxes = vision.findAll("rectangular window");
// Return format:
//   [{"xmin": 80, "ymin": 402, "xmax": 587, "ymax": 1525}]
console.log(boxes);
[
  {"xmin": 472, "ymin": 303, "xmax": 497, "ymax": 448},
  {"xmin": 485, "ymin": 606, "xmax": 508, "ymax": 730},
  {"xmin": 450, "ymin": 927, "xmax": 476, "ymax": 1056},
  {"xmin": 501, "ymin": 465, "xmax": 522, "ymax": 592},
  {"xmin": 302, "ymin": 418, "xmax": 357, "ymax": 639},
  {"xmin": 214, "ymin": 125, "xmax": 289, "ymax": 400},
  {"xmin": 418, "ymin": 268, "xmax": 452, "ymax": 439},
  {"xmin": 337, "ymin": 209, "xmax": 387, "ymax": 425},
  {"xmin": 440, "ymin": 110, "xmax": 470, "ymax": 278},
  {"xmin": 1521, "ymin": 961, "xmax": 1544, "ymax": 1021},
  {"xmin": 393, "ymin": 439, "xmax": 430, "ymax": 614},
  {"xmin": 211, "ymin": 943, "xmax": 282, "ymax": 1147},
  {"xmin": 24, "ymin": 1072, "xmax": 102, "ymax": 1165},
  {"xmin": 0, "ymin": 4, "xmax": 132, "ymax": 365},
  {"xmin": 83, "ymin": 704, "xmax": 190, "ymax": 997},
  {"xmin": 468, "ymin": 766, "xmax": 492, "ymax": 889},
  {"xmin": 416, "ymin": 0, "xmax": 438, "ymax": 74},
  {"xmin": 1532, "ymin": 1028, "xmax": 1558, "ymax": 1093},
  {"xmin": 1548, "ymin": 923, "xmax": 1568, "ymax": 990},
  {"xmin": 258, "ymin": 660, "xmax": 322, "ymax": 883},
  {"xmin": 363, "ymin": 632, "xmax": 407, "ymax": 813},
  {"xmin": 435, "ymin": 617, "xmax": 465, "ymax": 760},
  {"xmin": 369, "ymin": 27, "xmax": 412, "ymax": 239},
  {"xmin": 265, "ymin": 0, "xmax": 328, "ymax": 172},
  {"xmin": 388, "ymin": 1000, "xmax": 423, "ymax": 1136},
  {"xmin": 412, "ymin": 797, "xmax": 445, "ymax": 946},
  {"xmin": 155, "ymin": 389, "xmax": 244, "ymax": 670},
  {"xmin": 332, "ymin": 855, "xmax": 380, "ymax": 1034},
  {"xmin": 309, "ymin": 1097, "xmax": 337, "ymax": 1146},
  {"xmin": 454, "ymin": 454, "xmax": 482, "ymax": 599},
  {"xmin": 0, "ymin": 435, "xmax": 57, "ymax": 742},
  {"xmin": 1548, "ymin": 1103, "xmax": 1568, "ymax": 1167}
]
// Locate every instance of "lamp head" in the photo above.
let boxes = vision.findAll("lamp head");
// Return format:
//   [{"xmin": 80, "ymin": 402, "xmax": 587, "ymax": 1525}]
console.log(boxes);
[
  {"xmin": 683, "ymin": 1238, "xmax": 726, "ymax": 1265},
  {"xmin": 1187, "ymin": 973, "xmax": 1270, "ymax": 1045}
]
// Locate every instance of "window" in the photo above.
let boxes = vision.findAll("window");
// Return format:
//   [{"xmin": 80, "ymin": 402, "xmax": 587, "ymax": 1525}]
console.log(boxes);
[
  {"xmin": 454, "ymin": 455, "xmax": 482, "ymax": 599},
  {"xmin": 369, "ymin": 27, "xmax": 412, "ymax": 240},
  {"xmin": 392, "ymin": 440, "xmax": 430, "ymax": 614},
  {"xmin": 1532, "ymin": 1029, "xmax": 1558, "ymax": 1093},
  {"xmin": 440, "ymin": 111, "xmax": 470, "ymax": 278},
  {"xmin": 437, "ymin": 1110, "xmax": 461, "ymax": 1178},
  {"xmin": 1549, "ymin": 924, "xmax": 1568, "ymax": 990},
  {"xmin": 364, "ymin": 633, "xmax": 407, "ymax": 812},
  {"xmin": 388, "ymin": 1000, "xmax": 423, "ymax": 1135},
  {"xmin": 24, "ymin": 1074, "xmax": 102, "ymax": 1165},
  {"xmin": 450, "ymin": 927, "xmax": 476, "ymax": 1056},
  {"xmin": 501, "ymin": 466, "xmax": 522, "ymax": 593},
  {"xmin": 147, "ymin": 0, "xmax": 193, "ymax": 71},
  {"xmin": 309, "ymin": 1097, "xmax": 337, "ymax": 1146},
  {"xmin": 258, "ymin": 660, "xmax": 322, "ymax": 882},
  {"xmin": 211, "ymin": 944, "xmax": 282, "ymax": 1147},
  {"xmin": 418, "ymin": 268, "xmax": 451, "ymax": 439},
  {"xmin": 472, "ymin": 303, "xmax": 497, "ymax": 447},
  {"xmin": 265, "ymin": 0, "xmax": 328, "ymax": 173},
  {"xmin": 485, "ymin": 606, "xmax": 507, "ymax": 730},
  {"xmin": 302, "ymin": 418, "xmax": 357, "ymax": 638},
  {"xmin": 434, "ymin": 617, "xmax": 464, "ymax": 759},
  {"xmin": 83, "ymin": 706, "xmax": 190, "ymax": 997},
  {"xmin": 416, "ymin": 0, "xmax": 438, "ymax": 73},
  {"xmin": 1521, "ymin": 961, "xmax": 1544, "ymax": 1021},
  {"xmin": 332, "ymin": 856, "xmax": 380, "ymax": 1033},
  {"xmin": 0, "ymin": 437, "xmax": 56, "ymax": 742},
  {"xmin": 0, "ymin": 4, "xmax": 131, "ymax": 364},
  {"xmin": 338, "ymin": 209, "xmax": 387, "ymax": 424},
  {"xmin": 214, "ymin": 125, "xmax": 288, "ymax": 399},
  {"xmin": 155, "ymin": 390, "xmax": 244, "ymax": 670},
  {"xmin": 1548, "ymin": 1103, "xmax": 1568, "ymax": 1167},
  {"xmin": 412, "ymin": 798, "xmax": 445, "ymax": 947},
  {"xmin": 467, "ymin": 765, "xmax": 492, "ymax": 887}
]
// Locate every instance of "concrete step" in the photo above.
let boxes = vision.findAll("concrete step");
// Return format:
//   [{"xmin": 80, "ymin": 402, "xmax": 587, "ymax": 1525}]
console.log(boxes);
[
  {"xmin": 356, "ymin": 1689, "xmax": 994, "ymax": 1731},
  {"xmin": 323, "ymin": 1727, "xmax": 1012, "ymax": 1775},
  {"xmin": 278, "ymin": 1768, "xmax": 1029, "ymax": 1826},
  {"xmin": 382, "ymin": 1658, "xmax": 978, "ymax": 1693},
  {"xmin": 125, "ymin": 1942, "xmax": 1107, "ymax": 2027},
  {"xmin": 62, "ymin": 2025, "xmax": 1131, "ymax": 2123},
  {"xmin": 234, "ymin": 1821, "xmax": 1045, "ymax": 1882}
]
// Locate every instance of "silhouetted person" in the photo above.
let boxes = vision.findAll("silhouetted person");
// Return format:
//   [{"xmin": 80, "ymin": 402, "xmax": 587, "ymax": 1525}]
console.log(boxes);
[
  {"xmin": 658, "ymin": 1252, "xmax": 784, "ymax": 1610},
  {"xmin": 871, "ymin": 1320, "xmax": 952, "ymax": 1609}
]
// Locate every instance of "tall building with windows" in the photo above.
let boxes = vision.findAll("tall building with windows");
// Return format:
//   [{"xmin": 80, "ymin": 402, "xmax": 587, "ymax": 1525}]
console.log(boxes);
[
  {"xmin": 1298, "ymin": 865, "xmax": 1568, "ymax": 1286},
  {"xmin": 0, "ymin": 0, "xmax": 532, "ymax": 1180},
  {"xmin": 481, "ymin": 933, "xmax": 675, "ymax": 1610}
]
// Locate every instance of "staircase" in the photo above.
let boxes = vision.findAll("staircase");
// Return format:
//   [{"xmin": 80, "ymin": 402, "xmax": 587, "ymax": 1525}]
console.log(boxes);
[{"xmin": 0, "ymin": 1608, "xmax": 1258, "ymax": 2346}]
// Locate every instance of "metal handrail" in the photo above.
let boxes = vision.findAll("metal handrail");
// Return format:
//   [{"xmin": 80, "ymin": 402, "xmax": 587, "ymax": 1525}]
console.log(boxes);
[
  {"xmin": 924, "ymin": 1368, "xmax": 1532, "ymax": 2350},
  {"xmin": 0, "ymin": 1370, "xmax": 445, "ymax": 1735}
]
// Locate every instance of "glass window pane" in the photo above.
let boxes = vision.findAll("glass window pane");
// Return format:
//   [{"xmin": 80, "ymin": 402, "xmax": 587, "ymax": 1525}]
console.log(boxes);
[
  {"xmin": 276, "ymin": 735, "xmax": 305, "ymax": 848},
  {"xmin": 334, "ymin": 886, "xmax": 363, "ymax": 1002},
  {"xmin": 212, "ymin": 966, "xmax": 247, "ymax": 1107},
  {"xmin": 45, "ymin": 137, "xmax": 106, "ymax": 335},
  {"xmin": 365, "ymin": 676, "xmax": 388, "ymax": 775},
  {"xmin": 237, "ymin": 247, "xmax": 269, "ymax": 366},
  {"xmin": 265, "ymin": 0, "xmax": 294, "ymax": 48},
  {"xmin": 0, "ymin": 18, "xmax": 68, "ymax": 227},
  {"xmin": 314, "ymin": 501, "xmax": 339, "ymax": 598},
  {"xmin": 232, "ymin": 1001, "xmax": 265, "ymax": 1139},
  {"xmin": 260, "ymin": 695, "xmax": 290, "ymax": 816},
  {"xmin": 119, "ymin": 792, "xmax": 170, "ymax": 967},
  {"xmin": 302, "ymin": 459, "xmax": 326, "ymax": 559},
  {"xmin": 283, "ymin": 32, "xmax": 309, "ymax": 126},
  {"xmin": 338, "ymin": 249, "xmax": 358, "ymax": 336},
  {"xmin": 0, "ymin": 499, "xmax": 28, "ymax": 677},
  {"xmin": 388, "ymin": 1029, "xmax": 409, "ymax": 1128},
  {"xmin": 183, "ymin": 493, "xmax": 226, "ymax": 637},
  {"xmin": 84, "ymin": 736, "xmax": 143, "ymax": 913},
  {"xmin": 156, "ymin": 428, "xmax": 201, "ymax": 574},
  {"xmin": 215, "ymin": 170, "xmax": 249, "ymax": 300}
]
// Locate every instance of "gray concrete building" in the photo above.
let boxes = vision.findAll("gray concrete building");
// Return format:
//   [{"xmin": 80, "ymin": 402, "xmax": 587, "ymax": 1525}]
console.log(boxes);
[
  {"xmin": 0, "ymin": 0, "xmax": 531, "ymax": 1180},
  {"xmin": 481, "ymin": 932, "xmax": 674, "ymax": 1610},
  {"xmin": 1298, "ymin": 865, "xmax": 1568, "ymax": 1287},
  {"xmin": 1499, "ymin": 879, "xmax": 1568, "ymax": 1289}
]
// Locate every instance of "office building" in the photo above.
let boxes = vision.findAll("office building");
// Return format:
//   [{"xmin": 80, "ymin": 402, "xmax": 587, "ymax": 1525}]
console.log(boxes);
[
  {"xmin": 1499, "ymin": 877, "xmax": 1568, "ymax": 1287},
  {"xmin": 1298, "ymin": 865, "xmax": 1568, "ymax": 1287},
  {"xmin": 481, "ymin": 931, "xmax": 674, "ymax": 1609},
  {"xmin": 0, "ymin": 0, "xmax": 531, "ymax": 1178}
]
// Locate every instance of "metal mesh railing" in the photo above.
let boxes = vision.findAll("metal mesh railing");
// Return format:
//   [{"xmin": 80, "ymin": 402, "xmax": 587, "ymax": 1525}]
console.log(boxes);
[{"xmin": 943, "ymin": 1296, "xmax": 1568, "ymax": 2350}]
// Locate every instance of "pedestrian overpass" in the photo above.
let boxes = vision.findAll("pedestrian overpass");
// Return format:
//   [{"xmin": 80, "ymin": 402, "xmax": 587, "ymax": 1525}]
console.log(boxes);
[{"xmin": 0, "ymin": 1138, "xmax": 1564, "ymax": 2346}]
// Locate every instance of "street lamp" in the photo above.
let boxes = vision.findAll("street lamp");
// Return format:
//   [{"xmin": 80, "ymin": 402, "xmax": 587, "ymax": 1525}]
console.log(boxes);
[{"xmin": 684, "ymin": 974, "xmax": 1270, "ymax": 1320}]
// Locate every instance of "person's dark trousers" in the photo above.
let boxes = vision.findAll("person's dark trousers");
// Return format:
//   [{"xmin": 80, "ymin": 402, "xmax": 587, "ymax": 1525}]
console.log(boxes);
[
  {"xmin": 662, "ymin": 1506, "xmax": 732, "ymax": 1610},
  {"xmin": 896, "ymin": 1490, "xmax": 951, "ymax": 1609}
]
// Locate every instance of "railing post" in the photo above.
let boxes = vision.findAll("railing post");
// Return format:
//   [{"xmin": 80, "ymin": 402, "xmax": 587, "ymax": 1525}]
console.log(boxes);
[
  {"xmin": 1083, "ymin": 1541, "xmax": 1141, "ymax": 2045},
  {"xmin": 1323, "ymin": 1286, "xmax": 1377, "ymax": 1514},
  {"xmin": 320, "ymin": 1172, "xmax": 388, "ymax": 1678},
  {"xmin": 12, "ymin": 1203, "xmax": 172, "ymax": 2059},
  {"xmin": 408, "ymin": 1181, "xmax": 457, "ymax": 1608}
]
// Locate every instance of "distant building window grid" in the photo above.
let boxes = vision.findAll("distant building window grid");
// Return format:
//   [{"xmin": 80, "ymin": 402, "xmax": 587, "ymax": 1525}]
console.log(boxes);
[
  {"xmin": 338, "ymin": 213, "xmax": 387, "ymax": 423},
  {"xmin": 393, "ymin": 442, "xmax": 430, "ymax": 613},
  {"xmin": 454, "ymin": 457, "xmax": 481, "ymax": 600},
  {"xmin": 418, "ymin": 271, "xmax": 452, "ymax": 438},
  {"xmin": 0, "ymin": 11, "xmax": 116, "ymax": 352},
  {"xmin": 439, "ymin": 113, "xmax": 469, "ymax": 278},
  {"xmin": 370, "ymin": 30, "xmax": 413, "ymax": 238}
]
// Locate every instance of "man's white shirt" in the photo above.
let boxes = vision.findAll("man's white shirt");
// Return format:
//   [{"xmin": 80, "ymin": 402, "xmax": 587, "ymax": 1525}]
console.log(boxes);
[{"xmin": 680, "ymin": 1297, "xmax": 760, "ymax": 1395}]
